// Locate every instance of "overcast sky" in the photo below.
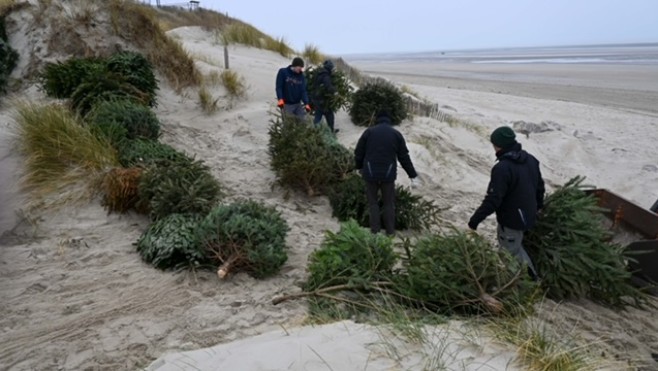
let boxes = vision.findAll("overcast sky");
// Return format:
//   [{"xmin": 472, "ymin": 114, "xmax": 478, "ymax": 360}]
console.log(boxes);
[{"xmin": 172, "ymin": 0, "xmax": 658, "ymax": 55}]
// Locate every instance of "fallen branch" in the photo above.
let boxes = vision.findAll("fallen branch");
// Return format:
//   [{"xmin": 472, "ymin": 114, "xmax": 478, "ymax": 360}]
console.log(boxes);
[
  {"xmin": 492, "ymin": 269, "xmax": 525, "ymax": 297},
  {"xmin": 272, "ymin": 281, "xmax": 394, "ymax": 305}
]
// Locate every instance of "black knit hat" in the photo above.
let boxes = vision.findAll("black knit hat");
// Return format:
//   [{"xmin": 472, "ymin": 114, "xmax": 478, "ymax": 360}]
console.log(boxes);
[
  {"xmin": 375, "ymin": 110, "xmax": 391, "ymax": 121},
  {"xmin": 291, "ymin": 57, "xmax": 304, "ymax": 67},
  {"xmin": 323, "ymin": 59, "xmax": 335, "ymax": 71},
  {"xmin": 490, "ymin": 126, "xmax": 517, "ymax": 149}
]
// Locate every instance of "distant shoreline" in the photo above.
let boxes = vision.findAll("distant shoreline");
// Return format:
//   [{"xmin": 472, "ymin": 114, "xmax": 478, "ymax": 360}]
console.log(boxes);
[
  {"xmin": 342, "ymin": 42, "xmax": 658, "ymax": 58},
  {"xmin": 343, "ymin": 43, "xmax": 658, "ymax": 66},
  {"xmin": 351, "ymin": 61, "xmax": 658, "ymax": 116}
]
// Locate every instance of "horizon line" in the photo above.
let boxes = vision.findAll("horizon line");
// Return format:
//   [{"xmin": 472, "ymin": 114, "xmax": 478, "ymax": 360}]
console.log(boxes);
[{"xmin": 338, "ymin": 41, "xmax": 658, "ymax": 57}]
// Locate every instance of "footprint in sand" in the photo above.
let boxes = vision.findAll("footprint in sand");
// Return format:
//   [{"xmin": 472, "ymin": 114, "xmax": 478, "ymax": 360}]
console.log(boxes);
[
  {"xmin": 24, "ymin": 282, "xmax": 48, "ymax": 294},
  {"xmin": 573, "ymin": 129, "xmax": 602, "ymax": 141},
  {"xmin": 611, "ymin": 148, "xmax": 628, "ymax": 154},
  {"xmin": 126, "ymin": 343, "xmax": 148, "ymax": 353}
]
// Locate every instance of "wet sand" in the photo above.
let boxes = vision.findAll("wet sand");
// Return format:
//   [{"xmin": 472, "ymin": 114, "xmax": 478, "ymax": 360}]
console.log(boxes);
[{"xmin": 351, "ymin": 62, "xmax": 658, "ymax": 116}]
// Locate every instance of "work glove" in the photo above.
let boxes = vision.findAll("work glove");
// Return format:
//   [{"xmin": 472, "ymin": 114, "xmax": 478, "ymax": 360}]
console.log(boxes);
[
  {"xmin": 410, "ymin": 177, "xmax": 419, "ymax": 189},
  {"xmin": 277, "ymin": 99, "xmax": 285, "ymax": 108},
  {"xmin": 305, "ymin": 104, "xmax": 312, "ymax": 113}
]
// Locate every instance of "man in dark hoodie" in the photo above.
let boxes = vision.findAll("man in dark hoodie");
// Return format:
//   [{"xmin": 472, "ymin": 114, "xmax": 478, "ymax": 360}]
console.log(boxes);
[
  {"xmin": 355, "ymin": 111, "xmax": 418, "ymax": 235},
  {"xmin": 468, "ymin": 126, "xmax": 545, "ymax": 279},
  {"xmin": 276, "ymin": 57, "xmax": 311, "ymax": 119},
  {"xmin": 311, "ymin": 60, "xmax": 338, "ymax": 133}
]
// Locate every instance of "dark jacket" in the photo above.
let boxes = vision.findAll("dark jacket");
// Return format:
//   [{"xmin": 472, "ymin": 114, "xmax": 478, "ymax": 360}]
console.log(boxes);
[
  {"xmin": 310, "ymin": 67, "xmax": 336, "ymax": 110},
  {"xmin": 276, "ymin": 66, "xmax": 309, "ymax": 105},
  {"xmin": 469, "ymin": 143, "xmax": 545, "ymax": 231},
  {"xmin": 354, "ymin": 117, "xmax": 418, "ymax": 183}
]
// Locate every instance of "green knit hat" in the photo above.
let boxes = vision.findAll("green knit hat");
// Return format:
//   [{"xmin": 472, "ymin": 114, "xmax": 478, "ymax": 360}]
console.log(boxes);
[{"xmin": 490, "ymin": 126, "xmax": 517, "ymax": 149}]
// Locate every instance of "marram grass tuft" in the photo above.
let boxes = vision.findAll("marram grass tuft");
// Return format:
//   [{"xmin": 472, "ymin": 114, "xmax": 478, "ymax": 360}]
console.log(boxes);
[{"xmin": 13, "ymin": 103, "xmax": 119, "ymax": 208}]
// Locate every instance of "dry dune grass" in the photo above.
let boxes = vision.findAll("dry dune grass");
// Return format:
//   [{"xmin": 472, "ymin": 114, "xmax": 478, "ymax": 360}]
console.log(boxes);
[
  {"xmin": 198, "ymin": 85, "xmax": 219, "ymax": 114},
  {"xmin": 303, "ymin": 44, "xmax": 325, "ymax": 65},
  {"xmin": 154, "ymin": 5, "xmax": 231, "ymax": 31},
  {"xmin": 2, "ymin": 1, "xmax": 302, "ymax": 92},
  {"xmin": 150, "ymin": 5, "xmax": 295, "ymax": 58},
  {"xmin": 13, "ymin": 102, "xmax": 119, "ymax": 208},
  {"xmin": 204, "ymin": 70, "xmax": 222, "ymax": 86},
  {"xmin": 101, "ymin": 167, "xmax": 144, "ymax": 213},
  {"xmin": 263, "ymin": 36, "xmax": 294, "ymax": 58},
  {"xmin": 0, "ymin": 0, "xmax": 16, "ymax": 14},
  {"xmin": 491, "ymin": 318, "xmax": 594, "ymax": 371},
  {"xmin": 151, "ymin": 3, "xmax": 289, "ymax": 52},
  {"xmin": 0, "ymin": 0, "xmax": 27, "ymax": 25},
  {"xmin": 107, "ymin": 0, "xmax": 200, "ymax": 90},
  {"xmin": 220, "ymin": 69, "xmax": 246, "ymax": 98},
  {"xmin": 221, "ymin": 22, "xmax": 294, "ymax": 57},
  {"xmin": 1, "ymin": 0, "xmax": 201, "ymax": 90}
]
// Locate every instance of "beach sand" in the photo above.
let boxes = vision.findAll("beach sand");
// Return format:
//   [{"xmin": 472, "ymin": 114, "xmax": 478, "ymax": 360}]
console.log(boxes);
[
  {"xmin": 351, "ymin": 59, "xmax": 658, "ymax": 209},
  {"xmin": 0, "ymin": 14, "xmax": 657, "ymax": 371},
  {"xmin": 353, "ymin": 61, "xmax": 658, "ymax": 116}
]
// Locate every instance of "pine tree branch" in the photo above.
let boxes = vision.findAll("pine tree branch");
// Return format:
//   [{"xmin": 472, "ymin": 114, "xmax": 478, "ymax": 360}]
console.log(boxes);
[
  {"xmin": 491, "ymin": 269, "xmax": 524, "ymax": 297},
  {"xmin": 272, "ymin": 281, "xmax": 394, "ymax": 305}
]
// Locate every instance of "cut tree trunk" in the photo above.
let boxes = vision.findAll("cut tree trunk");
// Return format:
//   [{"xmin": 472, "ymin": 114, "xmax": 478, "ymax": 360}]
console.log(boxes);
[{"xmin": 217, "ymin": 253, "xmax": 241, "ymax": 279}]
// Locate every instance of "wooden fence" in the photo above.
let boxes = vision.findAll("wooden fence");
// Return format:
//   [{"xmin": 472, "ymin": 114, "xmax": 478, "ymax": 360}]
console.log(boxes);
[{"xmin": 332, "ymin": 57, "xmax": 457, "ymax": 123}]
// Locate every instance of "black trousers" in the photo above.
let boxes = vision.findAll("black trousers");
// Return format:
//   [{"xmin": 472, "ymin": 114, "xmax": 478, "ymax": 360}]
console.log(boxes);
[
  {"xmin": 365, "ymin": 180, "xmax": 396, "ymax": 235},
  {"xmin": 313, "ymin": 108, "xmax": 335, "ymax": 131}
]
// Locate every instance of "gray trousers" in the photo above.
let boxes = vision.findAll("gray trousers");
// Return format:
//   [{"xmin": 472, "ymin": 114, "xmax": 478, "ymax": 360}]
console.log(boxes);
[
  {"xmin": 497, "ymin": 224, "xmax": 537, "ymax": 277},
  {"xmin": 283, "ymin": 103, "xmax": 307, "ymax": 120}
]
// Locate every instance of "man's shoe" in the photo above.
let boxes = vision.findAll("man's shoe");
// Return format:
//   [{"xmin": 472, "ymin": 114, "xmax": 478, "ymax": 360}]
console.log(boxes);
[{"xmin": 528, "ymin": 267, "xmax": 541, "ymax": 282}]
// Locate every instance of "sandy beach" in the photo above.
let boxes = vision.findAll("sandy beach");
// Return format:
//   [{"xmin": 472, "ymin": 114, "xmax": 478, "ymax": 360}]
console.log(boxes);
[
  {"xmin": 352, "ymin": 62, "xmax": 658, "ymax": 116},
  {"xmin": 1, "ymin": 5, "xmax": 657, "ymax": 369},
  {"xmin": 349, "ymin": 58, "xmax": 658, "ymax": 209}
]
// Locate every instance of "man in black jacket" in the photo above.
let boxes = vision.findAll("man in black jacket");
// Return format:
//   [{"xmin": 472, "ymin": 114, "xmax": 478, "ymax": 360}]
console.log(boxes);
[
  {"xmin": 311, "ymin": 60, "xmax": 338, "ymax": 132},
  {"xmin": 468, "ymin": 126, "xmax": 545, "ymax": 279},
  {"xmin": 355, "ymin": 111, "xmax": 418, "ymax": 235}
]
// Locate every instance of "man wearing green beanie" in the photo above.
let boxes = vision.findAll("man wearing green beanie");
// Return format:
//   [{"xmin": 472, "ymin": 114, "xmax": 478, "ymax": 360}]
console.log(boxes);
[{"xmin": 468, "ymin": 126, "xmax": 545, "ymax": 280}]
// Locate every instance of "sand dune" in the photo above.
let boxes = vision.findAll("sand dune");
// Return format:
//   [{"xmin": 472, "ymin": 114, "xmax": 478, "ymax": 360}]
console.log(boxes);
[{"xmin": 0, "ymin": 21, "xmax": 657, "ymax": 371}]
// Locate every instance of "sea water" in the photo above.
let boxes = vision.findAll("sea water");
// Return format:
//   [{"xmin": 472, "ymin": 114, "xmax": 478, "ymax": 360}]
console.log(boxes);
[{"xmin": 347, "ymin": 43, "xmax": 658, "ymax": 65}]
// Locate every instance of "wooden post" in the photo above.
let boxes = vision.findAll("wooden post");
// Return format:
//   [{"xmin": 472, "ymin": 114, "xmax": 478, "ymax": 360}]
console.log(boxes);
[{"xmin": 224, "ymin": 44, "xmax": 230, "ymax": 69}]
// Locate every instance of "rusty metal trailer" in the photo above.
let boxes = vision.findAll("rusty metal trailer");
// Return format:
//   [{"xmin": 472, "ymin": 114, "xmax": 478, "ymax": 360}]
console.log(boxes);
[{"xmin": 588, "ymin": 189, "xmax": 658, "ymax": 292}]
